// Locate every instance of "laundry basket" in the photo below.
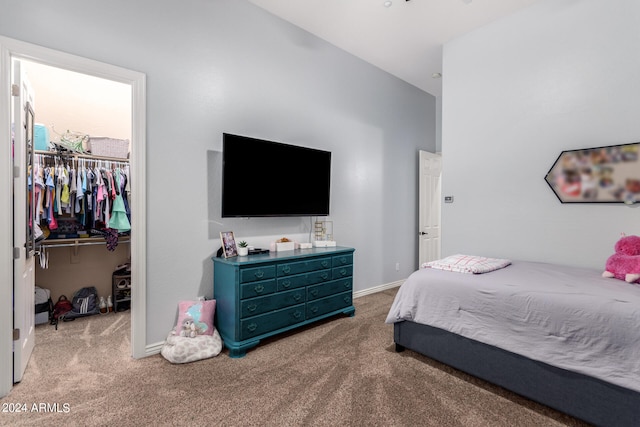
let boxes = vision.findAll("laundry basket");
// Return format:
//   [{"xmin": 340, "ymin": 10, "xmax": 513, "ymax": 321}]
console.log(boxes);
[{"xmin": 89, "ymin": 137, "xmax": 129, "ymax": 159}]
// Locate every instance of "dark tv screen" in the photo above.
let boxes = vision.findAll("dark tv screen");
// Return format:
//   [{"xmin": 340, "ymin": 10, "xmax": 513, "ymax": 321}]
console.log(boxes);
[{"xmin": 222, "ymin": 133, "xmax": 331, "ymax": 217}]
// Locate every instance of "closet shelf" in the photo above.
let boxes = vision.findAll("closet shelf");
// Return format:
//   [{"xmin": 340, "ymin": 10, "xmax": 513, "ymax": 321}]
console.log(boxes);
[{"xmin": 39, "ymin": 236, "xmax": 130, "ymax": 249}]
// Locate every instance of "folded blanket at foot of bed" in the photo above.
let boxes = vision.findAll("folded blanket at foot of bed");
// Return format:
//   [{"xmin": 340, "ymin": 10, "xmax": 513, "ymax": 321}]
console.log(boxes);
[{"xmin": 422, "ymin": 254, "xmax": 511, "ymax": 274}]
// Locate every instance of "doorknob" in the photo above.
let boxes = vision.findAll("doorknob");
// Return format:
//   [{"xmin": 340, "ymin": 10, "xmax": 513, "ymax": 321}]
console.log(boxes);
[{"xmin": 419, "ymin": 232, "xmax": 428, "ymax": 235}]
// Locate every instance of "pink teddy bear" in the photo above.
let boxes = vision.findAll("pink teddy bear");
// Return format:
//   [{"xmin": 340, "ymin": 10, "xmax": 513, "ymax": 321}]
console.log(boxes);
[{"xmin": 602, "ymin": 234, "xmax": 640, "ymax": 284}]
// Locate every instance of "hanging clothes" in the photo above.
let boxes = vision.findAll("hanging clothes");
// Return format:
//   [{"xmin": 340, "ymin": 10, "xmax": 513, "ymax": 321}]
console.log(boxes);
[
  {"xmin": 45, "ymin": 166, "xmax": 57, "ymax": 230},
  {"xmin": 108, "ymin": 168, "xmax": 131, "ymax": 232},
  {"xmin": 33, "ymin": 153, "xmax": 131, "ymax": 241}
]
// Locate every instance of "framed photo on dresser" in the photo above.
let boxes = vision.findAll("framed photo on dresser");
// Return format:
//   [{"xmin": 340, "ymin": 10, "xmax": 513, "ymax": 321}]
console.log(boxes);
[{"xmin": 220, "ymin": 231, "xmax": 238, "ymax": 258}]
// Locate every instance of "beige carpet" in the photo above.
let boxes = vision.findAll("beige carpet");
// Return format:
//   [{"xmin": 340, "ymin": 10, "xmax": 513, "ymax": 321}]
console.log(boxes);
[{"xmin": 1, "ymin": 289, "xmax": 588, "ymax": 426}]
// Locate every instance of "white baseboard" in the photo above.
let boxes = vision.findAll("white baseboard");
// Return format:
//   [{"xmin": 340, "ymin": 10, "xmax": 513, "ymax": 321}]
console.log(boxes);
[
  {"xmin": 353, "ymin": 279, "xmax": 404, "ymax": 299},
  {"xmin": 144, "ymin": 279, "xmax": 406, "ymax": 357},
  {"xmin": 145, "ymin": 341, "xmax": 164, "ymax": 356}
]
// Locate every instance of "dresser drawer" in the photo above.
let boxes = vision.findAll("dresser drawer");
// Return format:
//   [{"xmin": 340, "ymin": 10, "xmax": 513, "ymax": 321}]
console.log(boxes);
[
  {"xmin": 240, "ymin": 279, "xmax": 276, "ymax": 300},
  {"xmin": 240, "ymin": 304, "xmax": 305, "ymax": 340},
  {"xmin": 332, "ymin": 254, "xmax": 353, "ymax": 267},
  {"xmin": 240, "ymin": 265, "xmax": 276, "ymax": 283},
  {"xmin": 307, "ymin": 279, "xmax": 352, "ymax": 301},
  {"xmin": 277, "ymin": 257, "xmax": 331, "ymax": 276},
  {"xmin": 306, "ymin": 291, "xmax": 353, "ymax": 319},
  {"xmin": 277, "ymin": 270, "xmax": 332, "ymax": 291},
  {"xmin": 240, "ymin": 288, "xmax": 305, "ymax": 318},
  {"xmin": 332, "ymin": 265, "xmax": 353, "ymax": 279}
]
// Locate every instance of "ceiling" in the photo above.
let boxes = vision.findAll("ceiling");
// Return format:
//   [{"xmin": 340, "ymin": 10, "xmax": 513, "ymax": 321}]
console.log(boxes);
[{"xmin": 248, "ymin": 0, "xmax": 542, "ymax": 97}]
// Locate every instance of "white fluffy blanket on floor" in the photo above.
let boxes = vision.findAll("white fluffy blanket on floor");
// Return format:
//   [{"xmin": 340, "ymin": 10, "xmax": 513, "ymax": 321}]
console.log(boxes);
[{"xmin": 161, "ymin": 328, "xmax": 223, "ymax": 364}]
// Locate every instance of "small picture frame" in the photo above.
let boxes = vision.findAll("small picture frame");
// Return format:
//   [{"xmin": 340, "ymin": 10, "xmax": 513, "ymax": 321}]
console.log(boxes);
[{"xmin": 220, "ymin": 231, "xmax": 238, "ymax": 258}]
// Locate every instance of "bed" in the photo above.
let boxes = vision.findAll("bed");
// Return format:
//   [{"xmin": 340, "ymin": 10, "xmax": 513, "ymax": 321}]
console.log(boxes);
[{"xmin": 385, "ymin": 256, "xmax": 640, "ymax": 427}]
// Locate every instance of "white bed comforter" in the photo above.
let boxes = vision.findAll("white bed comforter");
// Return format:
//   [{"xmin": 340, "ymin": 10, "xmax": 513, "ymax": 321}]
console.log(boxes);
[{"xmin": 385, "ymin": 260, "xmax": 640, "ymax": 393}]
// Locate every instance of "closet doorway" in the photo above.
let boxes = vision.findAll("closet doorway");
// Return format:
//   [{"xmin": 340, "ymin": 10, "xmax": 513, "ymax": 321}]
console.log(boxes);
[
  {"xmin": 25, "ymin": 59, "xmax": 132, "ymax": 343},
  {"xmin": 0, "ymin": 36, "xmax": 147, "ymax": 397}
]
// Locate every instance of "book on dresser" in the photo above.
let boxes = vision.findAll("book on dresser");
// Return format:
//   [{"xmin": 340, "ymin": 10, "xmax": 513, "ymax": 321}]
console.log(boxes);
[{"xmin": 212, "ymin": 246, "xmax": 355, "ymax": 358}]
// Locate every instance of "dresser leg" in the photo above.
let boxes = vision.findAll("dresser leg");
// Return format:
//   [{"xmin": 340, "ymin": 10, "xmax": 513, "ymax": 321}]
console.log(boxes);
[
  {"xmin": 343, "ymin": 306, "xmax": 355, "ymax": 317},
  {"xmin": 227, "ymin": 339, "xmax": 260, "ymax": 358},
  {"xmin": 228, "ymin": 348, "xmax": 247, "ymax": 358}
]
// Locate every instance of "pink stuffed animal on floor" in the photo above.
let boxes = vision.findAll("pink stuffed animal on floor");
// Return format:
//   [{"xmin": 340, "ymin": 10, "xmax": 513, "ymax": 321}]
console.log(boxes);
[{"xmin": 602, "ymin": 234, "xmax": 640, "ymax": 284}]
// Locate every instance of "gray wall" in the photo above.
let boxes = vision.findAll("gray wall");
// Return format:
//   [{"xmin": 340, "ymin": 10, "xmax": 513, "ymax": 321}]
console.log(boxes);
[
  {"xmin": 0, "ymin": 0, "xmax": 436, "ymax": 345},
  {"xmin": 442, "ymin": 0, "xmax": 640, "ymax": 268}
]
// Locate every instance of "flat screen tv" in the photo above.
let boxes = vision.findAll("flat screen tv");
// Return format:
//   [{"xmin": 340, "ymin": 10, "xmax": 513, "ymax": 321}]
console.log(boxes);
[
  {"xmin": 221, "ymin": 133, "xmax": 331, "ymax": 217},
  {"xmin": 544, "ymin": 142, "xmax": 640, "ymax": 204}
]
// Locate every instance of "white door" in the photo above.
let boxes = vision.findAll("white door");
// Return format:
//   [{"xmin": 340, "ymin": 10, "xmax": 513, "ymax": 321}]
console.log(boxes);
[
  {"xmin": 418, "ymin": 150, "xmax": 442, "ymax": 267},
  {"xmin": 12, "ymin": 59, "xmax": 36, "ymax": 383}
]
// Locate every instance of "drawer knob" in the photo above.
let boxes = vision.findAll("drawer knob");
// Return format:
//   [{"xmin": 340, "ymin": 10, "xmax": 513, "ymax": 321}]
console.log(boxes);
[
  {"xmin": 293, "ymin": 310, "xmax": 302, "ymax": 319},
  {"xmin": 282, "ymin": 266, "xmax": 291, "ymax": 274},
  {"xmin": 254, "ymin": 284, "xmax": 264, "ymax": 293},
  {"xmin": 310, "ymin": 289, "xmax": 318, "ymax": 297},
  {"xmin": 343, "ymin": 281, "xmax": 350, "ymax": 288},
  {"xmin": 282, "ymin": 280, "xmax": 291, "ymax": 288},
  {"xmin": 321, "ymin": 261, "xmax": 328, "ymax": 268},
  {"xmin": 293, "ymin": 293, "xmax": 302, "ymax": 301},
  {"xmin": 254, "ymin": 271, "xmax": 264, "ymax": 279},
  {"xmin": 343, "ymin": 296, "xmax": 351, "ymax": 303},
  {"xmin": 339, "ymin": 257, "xmax": 346, "ymax": 264},
  {"xmin": 339, "ymin": 268, "xmax": 347, "ymax": 276},
  {"xmin": 310, "ymin": 306, "xmax": 318, "ymax": 314},
  {"xmin": 247, "ymin": 304, "xmax": 258, "ymax": 312},
  {"xmin": 320, "ymin": 273, "xmax": 329, "ymax": 280},
  {"xmin": 247, "ymin": 323, "xmax": 257, "ymax": 332}
]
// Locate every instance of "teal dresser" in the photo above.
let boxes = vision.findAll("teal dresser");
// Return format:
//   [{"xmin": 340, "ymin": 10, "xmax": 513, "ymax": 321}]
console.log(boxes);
[{"xmin": 213, "ymin": 246, "xmax": 355, "ymax": 357}]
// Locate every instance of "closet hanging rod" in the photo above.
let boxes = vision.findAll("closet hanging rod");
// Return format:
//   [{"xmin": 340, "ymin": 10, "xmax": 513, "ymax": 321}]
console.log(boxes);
[{"xmin": 34, "ymin": 149, "xmax": 129, "ymax": 163}]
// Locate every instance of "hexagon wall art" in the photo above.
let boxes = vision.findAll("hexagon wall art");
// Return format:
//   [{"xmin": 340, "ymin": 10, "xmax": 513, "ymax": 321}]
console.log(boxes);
[{"xmin": 544, "ymin": 142, "xmax": 640, "ymax": 204}]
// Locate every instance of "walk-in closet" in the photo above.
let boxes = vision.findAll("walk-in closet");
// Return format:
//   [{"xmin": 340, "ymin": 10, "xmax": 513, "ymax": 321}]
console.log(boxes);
[{"xmin": 24, "ymin": 60, "xmax": 133, "ymax": 333}]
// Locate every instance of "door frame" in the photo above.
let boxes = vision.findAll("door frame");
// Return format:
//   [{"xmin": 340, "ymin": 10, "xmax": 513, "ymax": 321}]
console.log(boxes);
[{"xmin": 0, "ymin": 36, "xmax": 147, "ymax": 397}]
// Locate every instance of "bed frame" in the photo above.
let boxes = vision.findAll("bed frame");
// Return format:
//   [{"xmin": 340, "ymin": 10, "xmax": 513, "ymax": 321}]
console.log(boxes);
[{"xmin": 394, "ymin": 320, "xmax": 640, "ymax": 427}]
